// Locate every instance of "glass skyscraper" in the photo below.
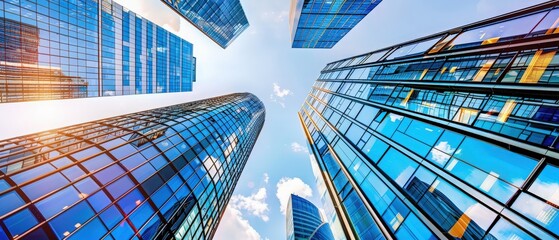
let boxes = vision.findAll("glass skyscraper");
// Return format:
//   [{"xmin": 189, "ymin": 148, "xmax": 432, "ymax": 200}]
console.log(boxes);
[
  {"xmin": 286, "ymin": 194, "xmax": 334, "ymax": 240},
  {"xmin": 0, "ymin": 0, "xmax": 196, "ymax": 103},
  {"xmin": 0, "ymin": 93, "xmax": 265, "ymax": 239},
  {"xmin": 289, "ymin": 0, "xmax": 382, "ymax": 48},
  {"xmin": 300, "ymin": 2, "xmax": 559, "ymax": 239},
  {"xmin": 161, "ymin": 0, "xmax": 249, "ymax": 49}
]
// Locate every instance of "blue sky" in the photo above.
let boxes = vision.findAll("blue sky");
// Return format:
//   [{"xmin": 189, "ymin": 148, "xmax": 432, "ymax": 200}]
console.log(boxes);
[{"xmin": 0, "ymin": 0, "xmax": 547, "ymax": 239}]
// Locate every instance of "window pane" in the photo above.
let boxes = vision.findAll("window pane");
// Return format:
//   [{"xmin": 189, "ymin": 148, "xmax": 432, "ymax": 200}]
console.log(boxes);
[
  {"xmin": 36, "ymin": 186, "xmax": 81, "ymax": 219},
  {"xmin": 446, "ymin": 12, "xmax": 547, "ymax": 50},
  {"xmin": 452, "ymin": 137, "xmax": 537, "ymax": 186},
  {"xmin": 419, "ymin": 178, "xmax": 496, "ymax": 239},
  {"xmin": 4, "ymin": 208, "xmax": 38, "ymax": 237},
  {"xmin": 529, "ymin": 164, "xmax": 559, "ymax": 205},
  {"xmin": 512, "ymin": 193, "xmax": 559, "ymax": 235},
  {"xmin": 486, "ymin": 218, "xmax": 534, "ymax": 240},
  {"xmin": 387, "ymin": 37, "xmax": 442, "ymax": 60},
  {"xmin": 378, "ymin": 148, "xmax": 418, "ymax": 187},
  {"xmin": 0, "ymin": 191, "xmax": 25, "ymax": 217},
  {"xmin": 22, "ymin": 173, "xmax": 68, "ymax": 200}
]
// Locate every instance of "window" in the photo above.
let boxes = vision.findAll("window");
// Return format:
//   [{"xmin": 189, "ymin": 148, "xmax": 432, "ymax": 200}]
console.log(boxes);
[
  {"xmin": 453, "ymin": 107, "xmax": 479, "ymax": 124},
  {"xmin": 445, "ymin": 11, "xmax": 547, "ymax": 50},
  {"xmin": 452, "ymin": 137, "xmax": 537, "ymax": 187},
  {"xmin": 386, "ymin": 37, "xmax": 442, "ymax": 60},
  {"xmin": 486, "ymin": 218, "xmax": 534, "ymax": 240},
  {"xmin": 512, "ymin": 193, "xmax": 559, "ymax": 235},
  {"xmin": 419, "ymin": 178, "xmax": 496, "ymax": 239},
  {"xmin": 363, "ymin": 49, "xmax": 389, "ymax": 64},
  {"xmin": 378, "ymin": 148, "xmax": 418, "ymax": 187},
  {"xmin": 529, "ymin": 164, "xmax": 559, "ymax": 205},
  {"xmin": 529, "ymin": 8, "xmax": 559, "ymax": 37},
  {"xmin": 4, "ymin": 209, "xmax": 38, "ymax": 237}
]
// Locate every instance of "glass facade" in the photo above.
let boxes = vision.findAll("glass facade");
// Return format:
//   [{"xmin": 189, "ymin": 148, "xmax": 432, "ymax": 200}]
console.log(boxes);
[
  {"xmin": 0, "ymin": 93, "xmax": 265, "ymax": 239},
  {"xmin": 161, "ymin": 0, "xmax": 249, "ymax": 49},
  {"xmin": 0, "ymin": 0, "xmax": 195, "ymax": 103},
  {"xmin": 300, "ymin": 2, "xmax": 559, "ymax": 239},
  {"xmin": 289, "ymin": 0, "xmax": 382, "ymax": 48},
  {"xmin": 287, "ymin": 194, "xmax": 334, "ymax": 240}
]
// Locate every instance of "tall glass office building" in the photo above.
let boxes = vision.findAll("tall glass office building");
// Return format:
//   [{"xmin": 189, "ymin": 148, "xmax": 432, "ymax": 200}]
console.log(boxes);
[
  {"xmin": 161, "ymin": 0, "xmax": 249, "ymax": 49},
  {"xmin": 289, "ymin": 0, "xmax": 382, "ymax": 48},
  {"xmin": 286, "ymin": 194, "xmax": 334, "ymax": 240},
  {"xmin": 300, "ymin": 2, "xmax": 559, "ymax": 239},
  {"xmin": 0, "ymin": 93, "xmax": 265, "ymax": 239},
  {"xmin": 0, "ymin": 0, "xmax": 196, "ymax": 103}
]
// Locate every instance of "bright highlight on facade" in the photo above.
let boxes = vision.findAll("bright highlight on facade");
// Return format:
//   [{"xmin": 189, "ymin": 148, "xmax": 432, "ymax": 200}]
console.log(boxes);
[
  {"xmin": 300, "ymin": 1, "xmax": 559, "ymax": 239},
  {"xmin": 0, "ymin": 93, "xmax": 265, "ymax": 239},
  {"xmin": 0, "ymin": 0, "xmax": 196, "ymax": 103}
]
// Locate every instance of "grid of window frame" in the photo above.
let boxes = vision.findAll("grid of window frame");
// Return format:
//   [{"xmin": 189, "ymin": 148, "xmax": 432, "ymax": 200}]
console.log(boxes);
[
  {"xmin": 289, "ymin": 0, "xmax": 382, "ymax": 48},
  {"xmin": 0, "ymin": 93, "xmax": 265, "ymax": 240},
  {"xmin": 300, "ymin": 2, "xmax": 559, "ymax": 239},
  {"xmin": 161, "ymin": 0, "xmax": 249, "ymax": 49},
  {"xmin": 0, "ymin": 0, "xmax": 195, "ymax": 103}
]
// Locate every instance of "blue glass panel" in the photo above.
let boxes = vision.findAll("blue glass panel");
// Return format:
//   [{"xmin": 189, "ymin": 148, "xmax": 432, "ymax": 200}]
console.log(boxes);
[
  {"xmin": 67, "ymin": 218, "xmax": 106, "ymax": 240},
  {"xmin": 0, "ymin": 191, "xmax": 25, "ymax": 217},
  {"xmin": 100, "ymin": 206, "xmax": 123, "ymax": 229},
  {"xmin": 378, "ymin": 148, "xmax": 418, "ymax": 187},
  {"xmin": 486, "ymin": 218, "xmax": 534, "ymax": 240},
  {"xmin": 49, "ymin": 201, "xmax": 95, "ymax": 238},
  {"xmin": 36, "ymin": 186, "xmax": 81, "ymax": 219},
  {"xmin": 21, "ymin": 172, "xmax": 68, "ymax": 200},
  {"xmin": 529, "ymin": 164, "xmax": 559, "ymax": 205},
  {"xmin": 512, "ymin": 193, "xmax": 559, "ymax": 236},
  {"xmin": 111, "ymin": 221, "xmax": 134, "ymax": 239},
  {"xmin": 453, "ymin": 137, "xmax": 537, "ymax": 186},
  {"xmin": 118, "ymin": 189, "xmax": 144, "ymax": 214},
  {"xmin": 4, "ymin": 209, "xmax": 37, "ymax": 237}
]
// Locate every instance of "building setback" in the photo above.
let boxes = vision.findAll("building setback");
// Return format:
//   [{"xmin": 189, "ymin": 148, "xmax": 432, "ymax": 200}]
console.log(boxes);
[
  {"xmin": 289, "ymin": 0, "xmax": 382, "ymax": 49},
  {"xmin": 0, "ymin": 93, "xmax": 265, "ymax": 239},
  {"xmin": 0, "ymin": 0, "xmax": 196, "ymax": 103},
  {"xmin": 286, "ymin": 194, "xmax": 334, "ymax": 240},
  {"xmin": 300, "ymin": 1, "xmax": 559, "ymax": 239},
  {"xmin": 161, "ymin": 0, "xmax": 249, "ymax": 49}
]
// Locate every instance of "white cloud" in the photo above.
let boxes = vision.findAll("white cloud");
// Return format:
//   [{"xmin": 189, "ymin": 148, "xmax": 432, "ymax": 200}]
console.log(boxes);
[
  {"xmin": 262, "ymin": 10, "xmax": 289, "ymax": 23},
  {"xmin": 213, "ymin": 207, "xmax": 261, "ymax": 240},
  {"xmin": 263, "ymin": 173, "xmax": 269, "ymax": 184},
  {"xmin": 276, "ymin": 177, "xmax": 313, "ymax": 215},
  {"xmin": 291, "ymin": 142, "xmax": 309, "ymax": 153},
  {"xmin": 273, "ymin": 83, "xmax": 292, "ymax": 98},
  {"xmin": 270, "ymin": 83, "xmax": 293, "ymax": 108},
  {"xmin": 230, "ymin": 188, "xmax": 270, "ymax": 222}
]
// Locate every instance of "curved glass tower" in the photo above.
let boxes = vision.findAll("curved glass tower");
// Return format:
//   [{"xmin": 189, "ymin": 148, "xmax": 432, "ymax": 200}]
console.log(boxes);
[
  {"xmin": 286, "ymin": 194, "xmax": 334, "ymax": 240},
  {"xmin": 0, "ymin": 93, "xmax": 265, "ymax": 240},
  {"xmin": 300, "ymin": 1, "xmax": 559, "ymax": 239}
]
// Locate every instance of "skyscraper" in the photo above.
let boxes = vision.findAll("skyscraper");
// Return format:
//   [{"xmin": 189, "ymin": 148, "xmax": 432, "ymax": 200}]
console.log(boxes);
[
  {"xmin": 289, "ymin": 0, "xmax": 382, "ymax": 48},
  {"xmin": 0, "ymin": 93, "xmax": 265, "ymax": 239},
  {"xmin": 0, "ymin": 0, "xmax": 196, "ymax": 103},
  {"xmin": 161, "ymin": 0, "xmax": 249, "ymax": 49},
  {"xmin": 300, "ymin": 1, "xmax": 559, "ymax": 239},
  {"xmin": 286, "ymin": 194, "xmax": 334, "ymax": 240}
]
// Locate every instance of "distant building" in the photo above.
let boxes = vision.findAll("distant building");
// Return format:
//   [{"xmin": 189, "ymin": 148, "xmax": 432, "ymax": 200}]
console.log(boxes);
[
  {"xmin": 161, "ymin": 0, "xmax": 249, "ymax": 48},
  {"xmin": 0, "ymin": 0, "xmax": 196, "ymax": 103},
  {"xmin": 289, "ymin": 0, "xmax": 382, "ymax": 48},
  {"xmin": 287, "ymin": 194, "xmax": 334, "ymax": 240},
  {"xmin": 0, "ymin": 93, "xmax": 265, "ymax": 239},
  {"xmin": 300, "ymin": 1, "xmax": 559, "ymax": 239}
]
